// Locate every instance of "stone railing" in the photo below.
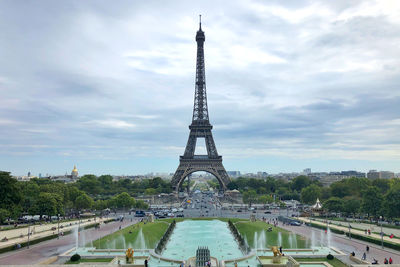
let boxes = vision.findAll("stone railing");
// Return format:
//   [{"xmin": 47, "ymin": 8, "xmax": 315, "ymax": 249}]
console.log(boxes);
[
  {"xmin": 228, "ymin": 220, "xmax": 251, "ymax": 254},
  {"xmin": 155, "ymin": 220, "xmax": 176, "ymax": 254}
]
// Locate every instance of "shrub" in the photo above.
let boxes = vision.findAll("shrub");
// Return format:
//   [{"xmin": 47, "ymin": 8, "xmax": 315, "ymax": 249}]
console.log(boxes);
[
  {"xmin": 327, "ymin": 253, "xmax": 334, "ymax": 260},
  {"xmin": 70, "ymin": 253, "xmax": 81, "ymax": 262}
]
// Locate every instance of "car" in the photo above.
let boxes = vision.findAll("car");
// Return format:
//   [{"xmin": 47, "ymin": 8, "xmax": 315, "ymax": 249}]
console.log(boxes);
[
  {"xmin": 290, "ymin": 221, "xmax": 301, "ymax": 226},
  {"xmin": 264, "ymin": 211, "xmax": 271, "ymax": 214},
  {"xmin": 252, "ymin": 210, "xmax": 256, "ymax": 213},
  {"xmin": 237, "ymin": 210, "xmax": 242, "ymax": 212},
  {"xmin": 176, "ymin": 214, "xmax": 184, "ymax": 217},
  {"xmin": 135, "ymin": 211, "xmax": 145, "ymax": 217}
]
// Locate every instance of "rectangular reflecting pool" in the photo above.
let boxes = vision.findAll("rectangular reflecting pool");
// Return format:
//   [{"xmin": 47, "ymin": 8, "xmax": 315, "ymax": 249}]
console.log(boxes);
[{"xmin": 161, "ymin": 219, "xmax": 244, "ymax": 260}]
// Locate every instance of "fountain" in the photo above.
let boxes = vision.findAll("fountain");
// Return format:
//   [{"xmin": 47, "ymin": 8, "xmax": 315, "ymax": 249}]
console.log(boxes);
[
  {"xmin": 257, "ymin": 246, "xmax": 299, "ymax": 267},
  {"xmin": 133, "ymin": 228, "xmax": 146, "ymax": 249}
]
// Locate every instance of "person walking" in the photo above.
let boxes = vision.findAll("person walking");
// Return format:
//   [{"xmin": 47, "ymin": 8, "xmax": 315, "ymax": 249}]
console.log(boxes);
[
  {"xmin": 362, "ymin": 252, "xmax": 366, "ymax": 260},
  {"xmin": 366, "ymin": 245, "xmax": 370, "ymax": 253},
  {"xmin": 389, "ymin": 257, "xmax": 393, "ymax": 264},
  {"xmin": 384, "ymin": 258, "xmax": 388, "ymax": 264}
]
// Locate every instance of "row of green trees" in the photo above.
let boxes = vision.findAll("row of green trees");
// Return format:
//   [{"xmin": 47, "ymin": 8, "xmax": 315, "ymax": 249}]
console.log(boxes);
[
  {"xmin": 230, "ymin": 176, "xmax": 400, "ymax": 219},
  {"xmin": 0, "ymin": 172, "xmax": 160, "ymax": 223}
]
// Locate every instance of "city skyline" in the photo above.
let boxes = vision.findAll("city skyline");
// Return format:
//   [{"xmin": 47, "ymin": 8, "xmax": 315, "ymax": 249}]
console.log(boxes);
[{"xmin": 1, "ymin": 1, "xmax": 400, "ymax": 175}]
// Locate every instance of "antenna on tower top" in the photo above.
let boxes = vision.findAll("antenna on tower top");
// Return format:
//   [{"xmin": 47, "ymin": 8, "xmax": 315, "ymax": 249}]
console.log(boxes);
[{"xmin": 199, "ymin": 14, "xmax": 202, "ymax": 30}]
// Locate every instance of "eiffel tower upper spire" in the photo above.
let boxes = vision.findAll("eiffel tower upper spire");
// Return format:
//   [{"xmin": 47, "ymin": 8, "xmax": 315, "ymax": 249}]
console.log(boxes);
[{"xmin": 192, "ymin": 14, "xmax": 209, "ymax": 124}]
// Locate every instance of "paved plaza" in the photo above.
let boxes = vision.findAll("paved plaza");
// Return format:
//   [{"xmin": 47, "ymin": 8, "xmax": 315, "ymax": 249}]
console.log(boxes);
[{"xmin": 0, "ymin": 218, "xmax": 137, "ymax": 265}]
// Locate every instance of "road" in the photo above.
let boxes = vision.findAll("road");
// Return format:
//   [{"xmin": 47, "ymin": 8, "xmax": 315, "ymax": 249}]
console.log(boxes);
[{"xmin": 0, "ymin": 217, "xmax": 137, "ymax": 265}]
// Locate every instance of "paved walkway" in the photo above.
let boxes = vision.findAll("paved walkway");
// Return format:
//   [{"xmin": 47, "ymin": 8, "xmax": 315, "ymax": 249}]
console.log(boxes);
[
  {"xmin": 0, "ymin": 218, "xmax": 137, "ymax": 265},
  {"xmin": 311, "ymin": 217, "xmax": 400, "ymax": 238},
  {"xmin": 281, "ymin": 222, "xmax": 400, "ymax": 265},
  {"xmin": 0, "ymin": 217, "xmax": 108, "ymax": 250},
  {"xmin": 299, "ymin": 217, "xmax": 400, "ymax": 245}
]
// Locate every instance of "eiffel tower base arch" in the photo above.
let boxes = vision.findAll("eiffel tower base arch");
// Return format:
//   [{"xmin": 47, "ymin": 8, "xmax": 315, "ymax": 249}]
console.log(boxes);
[{"xmin": 171, "ymin": 157, "xmax": 230, "ymax": 193}]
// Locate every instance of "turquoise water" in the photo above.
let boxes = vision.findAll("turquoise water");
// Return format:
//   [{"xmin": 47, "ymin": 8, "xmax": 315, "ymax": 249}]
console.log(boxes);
[{"xmin": 162, "ymin": 219, "xmax": 243, "ymax": 260}]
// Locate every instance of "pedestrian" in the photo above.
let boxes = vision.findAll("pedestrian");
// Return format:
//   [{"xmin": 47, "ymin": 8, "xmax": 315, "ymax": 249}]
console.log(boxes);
[
  {"xmin": 144, "ymin": 259, "xmax": 148, "ymax": 267},
  {"xmin": 351, "ymin": 251, "xmax": 355, "ymax": 257},
  {"xmin": 389, "ymin": 257, "xmax": 393, "ymax": 264},
  {"xmin": 384, "ymin": 258, "xmax": 388, "ymax": 264},
  {"xmin": 365, "ymin": 229, "xmax": 367, "ymax": 234},
  {"xmin": 279, "ymin": 246, "xmax": 282, "ymax": 254},
  {"xmin": 362, "ymin": 252, "xmax": 366, "ymax": 260},
  {"xmin": 366, "ymin": 245, "xmax": 369, "ymax": 253}
]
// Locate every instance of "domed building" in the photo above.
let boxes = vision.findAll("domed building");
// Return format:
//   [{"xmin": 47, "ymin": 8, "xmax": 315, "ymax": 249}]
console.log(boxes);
[{"xmin": 71, "ymin": 165, "xmax": 78, "ymax": 179}]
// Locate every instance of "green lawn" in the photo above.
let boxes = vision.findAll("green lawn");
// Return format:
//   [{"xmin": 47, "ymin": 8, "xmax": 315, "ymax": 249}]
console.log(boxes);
[
  {"xmin": 92, "ymin": 221, "xmax": 169, "ymax": 249},
  {"xmin": 235, "ymin": 221, "xmax": 309, "ymax": 249},
  {"xmin": 295, "ymin": 257, "xmax": 347, "ymax": 267},
  {"xmin": 65, "ymin": 258, "xmax": 113, "ymax": 264}
]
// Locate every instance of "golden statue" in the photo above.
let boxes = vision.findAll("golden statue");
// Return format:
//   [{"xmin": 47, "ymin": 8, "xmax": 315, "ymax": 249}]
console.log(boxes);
[
  {"xmin": 271, "ymin": 246, "xmax": 283, "ymax": 263},
  {"xmin": 126, "ymin": 248, "xmax": 134, "ymax": 263}
]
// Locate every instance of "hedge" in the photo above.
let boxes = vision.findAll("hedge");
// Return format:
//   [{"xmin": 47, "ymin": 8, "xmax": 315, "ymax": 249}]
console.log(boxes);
[
  {"xmin": 345, "ymin": 232, "xmax": 400, "ymax": 251},
  {"xmin": 308, "ymin": 222, "xmax": 345, "ymax": 235},
  {"xmin": 308, "ymin": 222, "xmax": 400, "ymax": 251},
  {"xmin": 155, "ymin": 219, "xmax": 176, "ymax": 254}
]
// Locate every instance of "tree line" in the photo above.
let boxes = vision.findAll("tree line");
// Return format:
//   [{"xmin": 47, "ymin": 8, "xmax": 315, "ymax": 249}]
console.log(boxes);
[
  {"xmin": 0, "ymin": 172, "xmax": 173, "ymax": 223},
  {"xmin": 227, "ymin": 176, "xmax": 400, "ymax": 219}
]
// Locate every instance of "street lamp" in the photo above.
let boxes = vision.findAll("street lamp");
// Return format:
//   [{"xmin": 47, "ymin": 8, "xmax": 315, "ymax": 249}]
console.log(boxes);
[
  {"xmin": 57, "ymin": 214, "xmax": 60, "ymax": 239},
  {"xmin": 348, "ymin": 223, "xmax": 351, "ymax": 239},
  {"xmin": 27, "ymin": 224, "xmax": 31, "ymax": 249},
  {"xmin": 380, "ymin": 216, "xmax": 384, "ymax": 249}
]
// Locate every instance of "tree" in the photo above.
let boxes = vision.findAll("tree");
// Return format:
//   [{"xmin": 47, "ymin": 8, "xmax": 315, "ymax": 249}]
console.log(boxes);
[
  {"xmin": 93, "ymin": 199, "xmax": 109, "ymax": 211},
  {"xmin": 361, "ymin": 186, "xmax": 383, "ymax": 217},
  {"xmin": 144, "ymin": 188, "xmax": 157, "ymax": 195},
  {"xmin": 342, "ymin": 197, "xmax": 361, "ymax": 217},
  {"xmin": 330, "ymin": 182, "xmax": 351, "ymax": 198},
  {"xmin": 300, "ymin": 184, "xmax": 321, "ymax": 204},
  {"xmin": 258, "ymin": 195, "xmax": 273, "ymax": 204},
  {"xmin": 382, "ymin": 185, "xmax": 400, "ymax": 219},
  {"xmin": 0, "ymin": 208, "xmax": 10, "ymax": 224},
  {"xmin": 323, "ymin": 197, "xmax": 343, "ymax": 212},
  {"xmin": 0, "ymin": 171, "xmax": 22, "ymax": 210},
  {"xmin": 19, "ymin": 181, "xmax": 40, "ymax": 213},
  {"xmin": 135, "ymin": 200, "xmax": 149, "ymax": 210},
  {"xmin": 242, "ymin": 190, "xmax": 257, "ymax": 206},
  {"xmin": 372, "ymin": 179, "xmax": 391, "ymax": 194},
  {"xmin": 77, "ymin": 175, "xmax": 101, "ymax": 195},
  {"xmin": 75, "ymin": 193, "xmax": 94, "ymax": 211},
  {"xmin": 34, "ymin": 192, "xmax": 62, "ymax": 217},
  {"xmin": 112, "ymin": 192, "xmax": 135, "ymax": 210},
  {"xmin": 227, "ymin": 181, "xmax": 239, "ymax": 190},
  {"xmin": 291, "ymin": 176, "xmax": 312, "ymax": 192}
]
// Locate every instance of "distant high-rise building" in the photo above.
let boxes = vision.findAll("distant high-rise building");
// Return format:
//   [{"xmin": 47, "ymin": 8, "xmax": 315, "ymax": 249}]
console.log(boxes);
[
  {"xmin": 367, "ymin": 170, "xmax": 380, "ymax": 179},
  {"xmin": 367, "ymin": 170, "xmax": 394, "ymax": 179},
  {"xmin": 303, "ymin": 168, "xmax": 311, "ymax": 175},
  {"xmin": 380, "ymin": 171, "xmax": 395, "ymax": 179},
  {"xmin": 27, "ymin": 171, "xmax": 31, "ymax": 177}
]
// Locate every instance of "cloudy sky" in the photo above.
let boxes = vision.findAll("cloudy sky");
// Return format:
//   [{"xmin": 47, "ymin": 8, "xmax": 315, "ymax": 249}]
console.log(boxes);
[{"xmin": 1, "ymin": 0, "xmax": 399, "ymax": 176}]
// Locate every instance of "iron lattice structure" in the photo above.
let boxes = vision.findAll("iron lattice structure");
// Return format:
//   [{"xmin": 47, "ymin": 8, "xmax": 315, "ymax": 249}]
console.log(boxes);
[{"xmin": 171, "ymin": 18, "xmax": 230, "ymax": 192}]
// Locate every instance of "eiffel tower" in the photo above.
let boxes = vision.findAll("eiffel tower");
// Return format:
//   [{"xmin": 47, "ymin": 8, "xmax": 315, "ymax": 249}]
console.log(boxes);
[{"xmin": 171, "ymin": 16, "xmax": 230, "ymax": 192}]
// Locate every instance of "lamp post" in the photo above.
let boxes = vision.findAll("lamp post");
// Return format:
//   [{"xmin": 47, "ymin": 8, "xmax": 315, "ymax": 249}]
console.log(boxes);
[
  {"xmin": 348, "ymin": 223, "xmax": 351, "ymax": 239},
  {"xmin": 27, "ymin": 224, "xmax": 30, "ymax": 249},
  {"xmin": 57, "ymin": 214, "xmax": 60, "ymax": 239},
  {"xmin": 380, "ymin": 216, "xmax": 384, "ymax": 249}
]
